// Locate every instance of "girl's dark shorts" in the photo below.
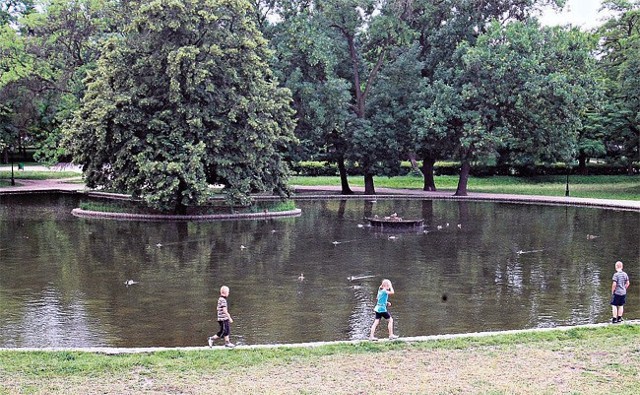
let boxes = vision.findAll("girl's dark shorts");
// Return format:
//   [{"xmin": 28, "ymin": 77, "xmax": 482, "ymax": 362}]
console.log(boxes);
[
  {"xmin": 611, "ymin": 294, "xmax": 626, "ymax": 306},
  {"xmin": 375, "ymin": 311, "xmax": 391, "ymax": 320}
]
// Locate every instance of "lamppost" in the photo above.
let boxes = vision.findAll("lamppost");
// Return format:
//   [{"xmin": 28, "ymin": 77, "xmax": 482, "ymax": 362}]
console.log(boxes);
[
  {"xmin": 565, "ymin": 163, "xmax": 571, "ymax": 197},
  {"xmin": 9, "ymin": 145, "xmax": 15, "ymax": 186}
]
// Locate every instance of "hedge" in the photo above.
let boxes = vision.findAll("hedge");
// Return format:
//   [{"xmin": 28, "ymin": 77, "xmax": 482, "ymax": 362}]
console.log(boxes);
[{"xmin": 290, "ymin": 161, "xmax": 639, "ymax": 177}]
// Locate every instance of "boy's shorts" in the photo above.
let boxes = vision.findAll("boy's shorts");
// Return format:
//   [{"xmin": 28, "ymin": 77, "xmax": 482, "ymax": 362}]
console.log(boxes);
[
  {"xmin": 611, "ymin": 294, "xmax": 626, "ymax": 306},
  {"xmin": 375, "ymin": 311, "xmax": 391, "ymax": 320}
]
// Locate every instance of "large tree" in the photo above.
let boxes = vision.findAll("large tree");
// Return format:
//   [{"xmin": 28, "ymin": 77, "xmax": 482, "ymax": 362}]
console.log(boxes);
[
  {"xmin": 0, "ymin": 0, "xmax": 119, "ymax": 163},
  {"xmin": 408, "ymin": 0, "xmax": 567, "ymax": 191},
  {"xmin": 596, "ymin": 0, "xmax": 640, "ymax": 174},
  {"xmin": 421, "ymin": 20, "xmax": 598, "ymax": 195},
  {"xmin": 65, "ymin": 0, "xmax": 296, "ymax": 213},
  {"xmin": 266, "ymin": 2, "xmax": 355, "ymax": 194}
]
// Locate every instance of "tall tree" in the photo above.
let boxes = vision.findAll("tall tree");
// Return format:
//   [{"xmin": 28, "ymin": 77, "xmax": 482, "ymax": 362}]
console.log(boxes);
[
  {"xmin": 0, "ymin": 0, "xmax": 119, "ymax": 162},
  {"xmin": 267, "ymin": 2, "xmax": 355, "ymax": 194},
  {"xmin": 65, "ymin": 0, "xmax": 296, "ymax": 213},
  {"xmin": 324, "ymin": 0, "xmax": 414, "ymax": 194},
  {"xmin": 597, "ymin": 0, "xmax": 640, "ymax": 174},
  {"xmin": 421, "ymin": 20, "xmax": 598, "ymax": 195},
  {"xmin": 409, "ymin": 0, "xmax": 567, "ymax": 191}
]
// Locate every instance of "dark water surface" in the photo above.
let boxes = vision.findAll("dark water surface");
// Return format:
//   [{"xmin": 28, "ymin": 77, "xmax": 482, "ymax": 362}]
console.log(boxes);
[{"xmin": 0, "ymin": 194, "xmax": 638, "ymax": 348}]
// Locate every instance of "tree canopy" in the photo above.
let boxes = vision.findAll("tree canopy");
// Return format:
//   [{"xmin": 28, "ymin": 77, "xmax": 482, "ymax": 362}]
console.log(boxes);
[
  {"xmin": 1, "ymin": 0, "xmax": 636, "ymax": 203},
  {"xmin": 64, "ymin": 0, "xmax": 296, "ymax": 212}
]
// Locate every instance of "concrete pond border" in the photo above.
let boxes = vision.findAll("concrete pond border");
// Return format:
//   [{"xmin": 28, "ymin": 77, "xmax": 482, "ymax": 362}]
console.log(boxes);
[{"xmin": 1, "ymin": 320, "xmax": 637, "ymax": 355}]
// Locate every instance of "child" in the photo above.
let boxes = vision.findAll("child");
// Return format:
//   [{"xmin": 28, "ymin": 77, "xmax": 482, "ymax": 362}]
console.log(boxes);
[
  {"xmin": 208, "ymin": 285, "xmax": 235, "ymax": 348},
  {"xmin": 611, "ymin": 261, "xmax": 630, "ymax": 323},
  {"xmin": 369, "ymin": 279, "xmax": 399, "ymax": 340}
]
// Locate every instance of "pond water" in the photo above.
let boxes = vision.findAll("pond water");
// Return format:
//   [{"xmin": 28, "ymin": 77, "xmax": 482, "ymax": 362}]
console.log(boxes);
[{"xmin": 0, "ymin": 194, "xmax": 638, "ymax": 348}]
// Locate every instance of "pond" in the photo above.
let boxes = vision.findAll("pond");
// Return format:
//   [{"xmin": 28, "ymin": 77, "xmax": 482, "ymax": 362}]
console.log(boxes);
[{"xmin": 0, "ymin": 194, "xmax": 638, "ymax": 348}]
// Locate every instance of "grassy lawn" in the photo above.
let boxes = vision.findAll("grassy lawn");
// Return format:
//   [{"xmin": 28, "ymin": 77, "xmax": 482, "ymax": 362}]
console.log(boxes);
[
  {"xmin": 1, "ymin": 324, "xmax": 638, "ymax": 394},
  {"xmin": 290, "ymin": 174, "xmax": 640, "ymax": 201},
  {"xmin": 2, "ymin": 170, "xmax": 638, "ymax": 200},
  {"xmin": 0, "ymin": 170, "xmax": 81, "ymax": 181}
]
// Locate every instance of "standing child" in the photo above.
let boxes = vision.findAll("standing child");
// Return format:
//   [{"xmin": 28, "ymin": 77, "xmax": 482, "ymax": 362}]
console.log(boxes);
[
  {"xmin": 611, "ymin": 261, "xmax": 630, "ymax": 323},
  {"xmin": 369, "ymin": 279, "xmax": 399, "ymax": 340},
  {"xmin": 208, "ymin": 285, "xmax": 235, "ymax": 348}
]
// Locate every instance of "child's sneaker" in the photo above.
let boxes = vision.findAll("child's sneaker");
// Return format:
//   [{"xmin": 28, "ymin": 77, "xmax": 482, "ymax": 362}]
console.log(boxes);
[
  {"xmin": 207, "ymin": 337, "xmax": 214, "ymax": 347},
  {"xmin": 611, "ymin": 317, "xmax": 618, "ymax": 324},
  {"xmin": 389, "ymin": 334, "xmax": 399, "ymax": 340},
  {"xmin": 225, "ymin": 342, "xmax": 236, "ymax": 348},
  {"xmin": 617, "ymin": 317, "xmax": 624, "ymax": 323},
  {"xmin": 368, "ymin": 336, "xmax": 379, "ymax": 341}
]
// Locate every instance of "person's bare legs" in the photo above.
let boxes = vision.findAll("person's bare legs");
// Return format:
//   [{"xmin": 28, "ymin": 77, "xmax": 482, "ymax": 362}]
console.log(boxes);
[{"xmin": 370, "ymin": 319, "xmax": 380, "ymax": 339}]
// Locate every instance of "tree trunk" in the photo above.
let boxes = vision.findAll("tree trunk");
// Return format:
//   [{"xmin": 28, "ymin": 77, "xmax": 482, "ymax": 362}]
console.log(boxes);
[
  {"xmin": 577, "ymin": 153, "xmax": 588, "ymax": 175},
  {"xmin": 422, "ymin": 156, "xmax": 437, "ymax": 191},
  {"xmin": 364, "ymin": 173, "xmax": 375, "ymax": 195},
  {"xmin": 337, "ymin": 156, "xmax": 353, "ymax": 195},
  {"xmin": 455, "ymin": 160, "xmax": 471, "ymax": 196},
  {"xmin": 175, "ymin": 203, "xmax": 187, "ymax": 215},
  {"xmin": 628, "ymin": 160, "xmax": 635, "ymax": 176}
]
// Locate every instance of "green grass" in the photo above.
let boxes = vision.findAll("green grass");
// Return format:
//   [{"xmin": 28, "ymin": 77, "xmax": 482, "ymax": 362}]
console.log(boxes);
[
  {"xmin": 0, "ymin": 324, "xmax": 638, "ymax": 395},
  {"xmin": 2, "ymin": 169, "xmax": 638, "ymax": 201},
  {"xmin": 77, "ymin": 199, "xmax": 298, "ymax": 215},
  {"xmin": 289, "ymin": 175, "xmax": 640, "ymax": 200},
  {"xmin": 0, "ymin": 170, "xmax": 81, "ymax": 181},
  {"xmin": 0, "ymin": 325, "xmax": 635, "ymax": 376}
]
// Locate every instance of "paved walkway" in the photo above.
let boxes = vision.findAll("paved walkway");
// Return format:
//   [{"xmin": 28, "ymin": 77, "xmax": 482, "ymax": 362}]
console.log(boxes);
[{"xmin": 1, "ymin": 178, "xmax": 639, "ymax": 211}]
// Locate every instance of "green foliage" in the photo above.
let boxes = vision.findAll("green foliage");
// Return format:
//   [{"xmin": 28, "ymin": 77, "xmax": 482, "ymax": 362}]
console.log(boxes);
[
  {"xmin": 596, "ymin": 1, "xmax": 640, "ymax": 172},
  {"xmin": 65, "ymin": 0, "xmax": 296, "ymax": 213},
  {"xmin": 267, "ymin": 4, "xmax": 353, "ymax": 164},
  {"xmin": 0, "ymin": 0, "xmax": 119, "ymax": 163},
  {"xmin": 418, "ymin": 19, "xmax": 600, "ymax": 194}
]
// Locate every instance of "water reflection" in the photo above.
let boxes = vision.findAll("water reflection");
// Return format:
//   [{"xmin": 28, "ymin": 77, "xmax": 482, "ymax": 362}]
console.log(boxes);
[{"xmin": 0, "ymin": 194, "xmax": 638, "ymax": 348}]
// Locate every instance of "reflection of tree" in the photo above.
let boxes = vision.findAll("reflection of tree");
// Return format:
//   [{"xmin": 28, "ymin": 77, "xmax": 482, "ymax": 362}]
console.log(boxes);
[
  {"xmin": 421, "ymin": 200, "xmax": 434, "ymax": 226},
  {"xmin": 363, "ymin": 200, "xmax": 374, "ymax": 219}
]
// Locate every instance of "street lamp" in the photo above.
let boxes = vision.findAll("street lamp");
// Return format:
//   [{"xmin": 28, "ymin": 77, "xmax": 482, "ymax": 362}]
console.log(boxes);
[
  {"xmin": 9, "ymin": 145, "xmax": 15, "ymax": 186},
  {"xmin": 565, "ymin": 163, "xmax": 570, "ymax": 197}
]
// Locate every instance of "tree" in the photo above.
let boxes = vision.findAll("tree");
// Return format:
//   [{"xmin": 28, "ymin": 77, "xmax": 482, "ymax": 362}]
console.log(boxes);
[
  {"xmin": 267, "ymin": 2, "xmax": 355, "ymax": 194},
  {"xmin": 409, "ymin": 0, "xmax": 567, "ymax": 191},
  {"xmin": 420, "ymin": 20, "xmax": 598, "ymax": 195},
  {"xmin": 596, "ymin": 0, "xmax": 640, "ymax": 174},
  {"xmin": 64, "ymin": 0, "xmax": 296, "ymax": 213},
  {"xmin": 0, "ymin": 0, "xmax": 120, "ymax": 163},
  {"xmin": 327, "ymin": 0, "xmax": 415, "ymax": 194}
]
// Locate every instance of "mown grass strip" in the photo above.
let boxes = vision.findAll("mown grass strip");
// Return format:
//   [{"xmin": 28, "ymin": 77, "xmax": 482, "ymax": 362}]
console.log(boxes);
[
  {"xmin": 1, "ymin": 325, "xmax": 637, "ymax": 377},
  {"xmin": 289, "ymin": 175, "xmax": 640, "ymax": 200}
]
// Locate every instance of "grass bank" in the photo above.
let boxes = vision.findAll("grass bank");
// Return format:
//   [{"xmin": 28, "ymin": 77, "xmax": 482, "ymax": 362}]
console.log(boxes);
[
  {"xmin": 0, "ymin": 170, "xmax": 81, "ymax": 186},
  {"xmin": 1, "ymin": 324, "xmax": 638, "ymax": 394},
  {"xmin": 290, "ymin": 174, "xmax": 640, "ymax": 201}
]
